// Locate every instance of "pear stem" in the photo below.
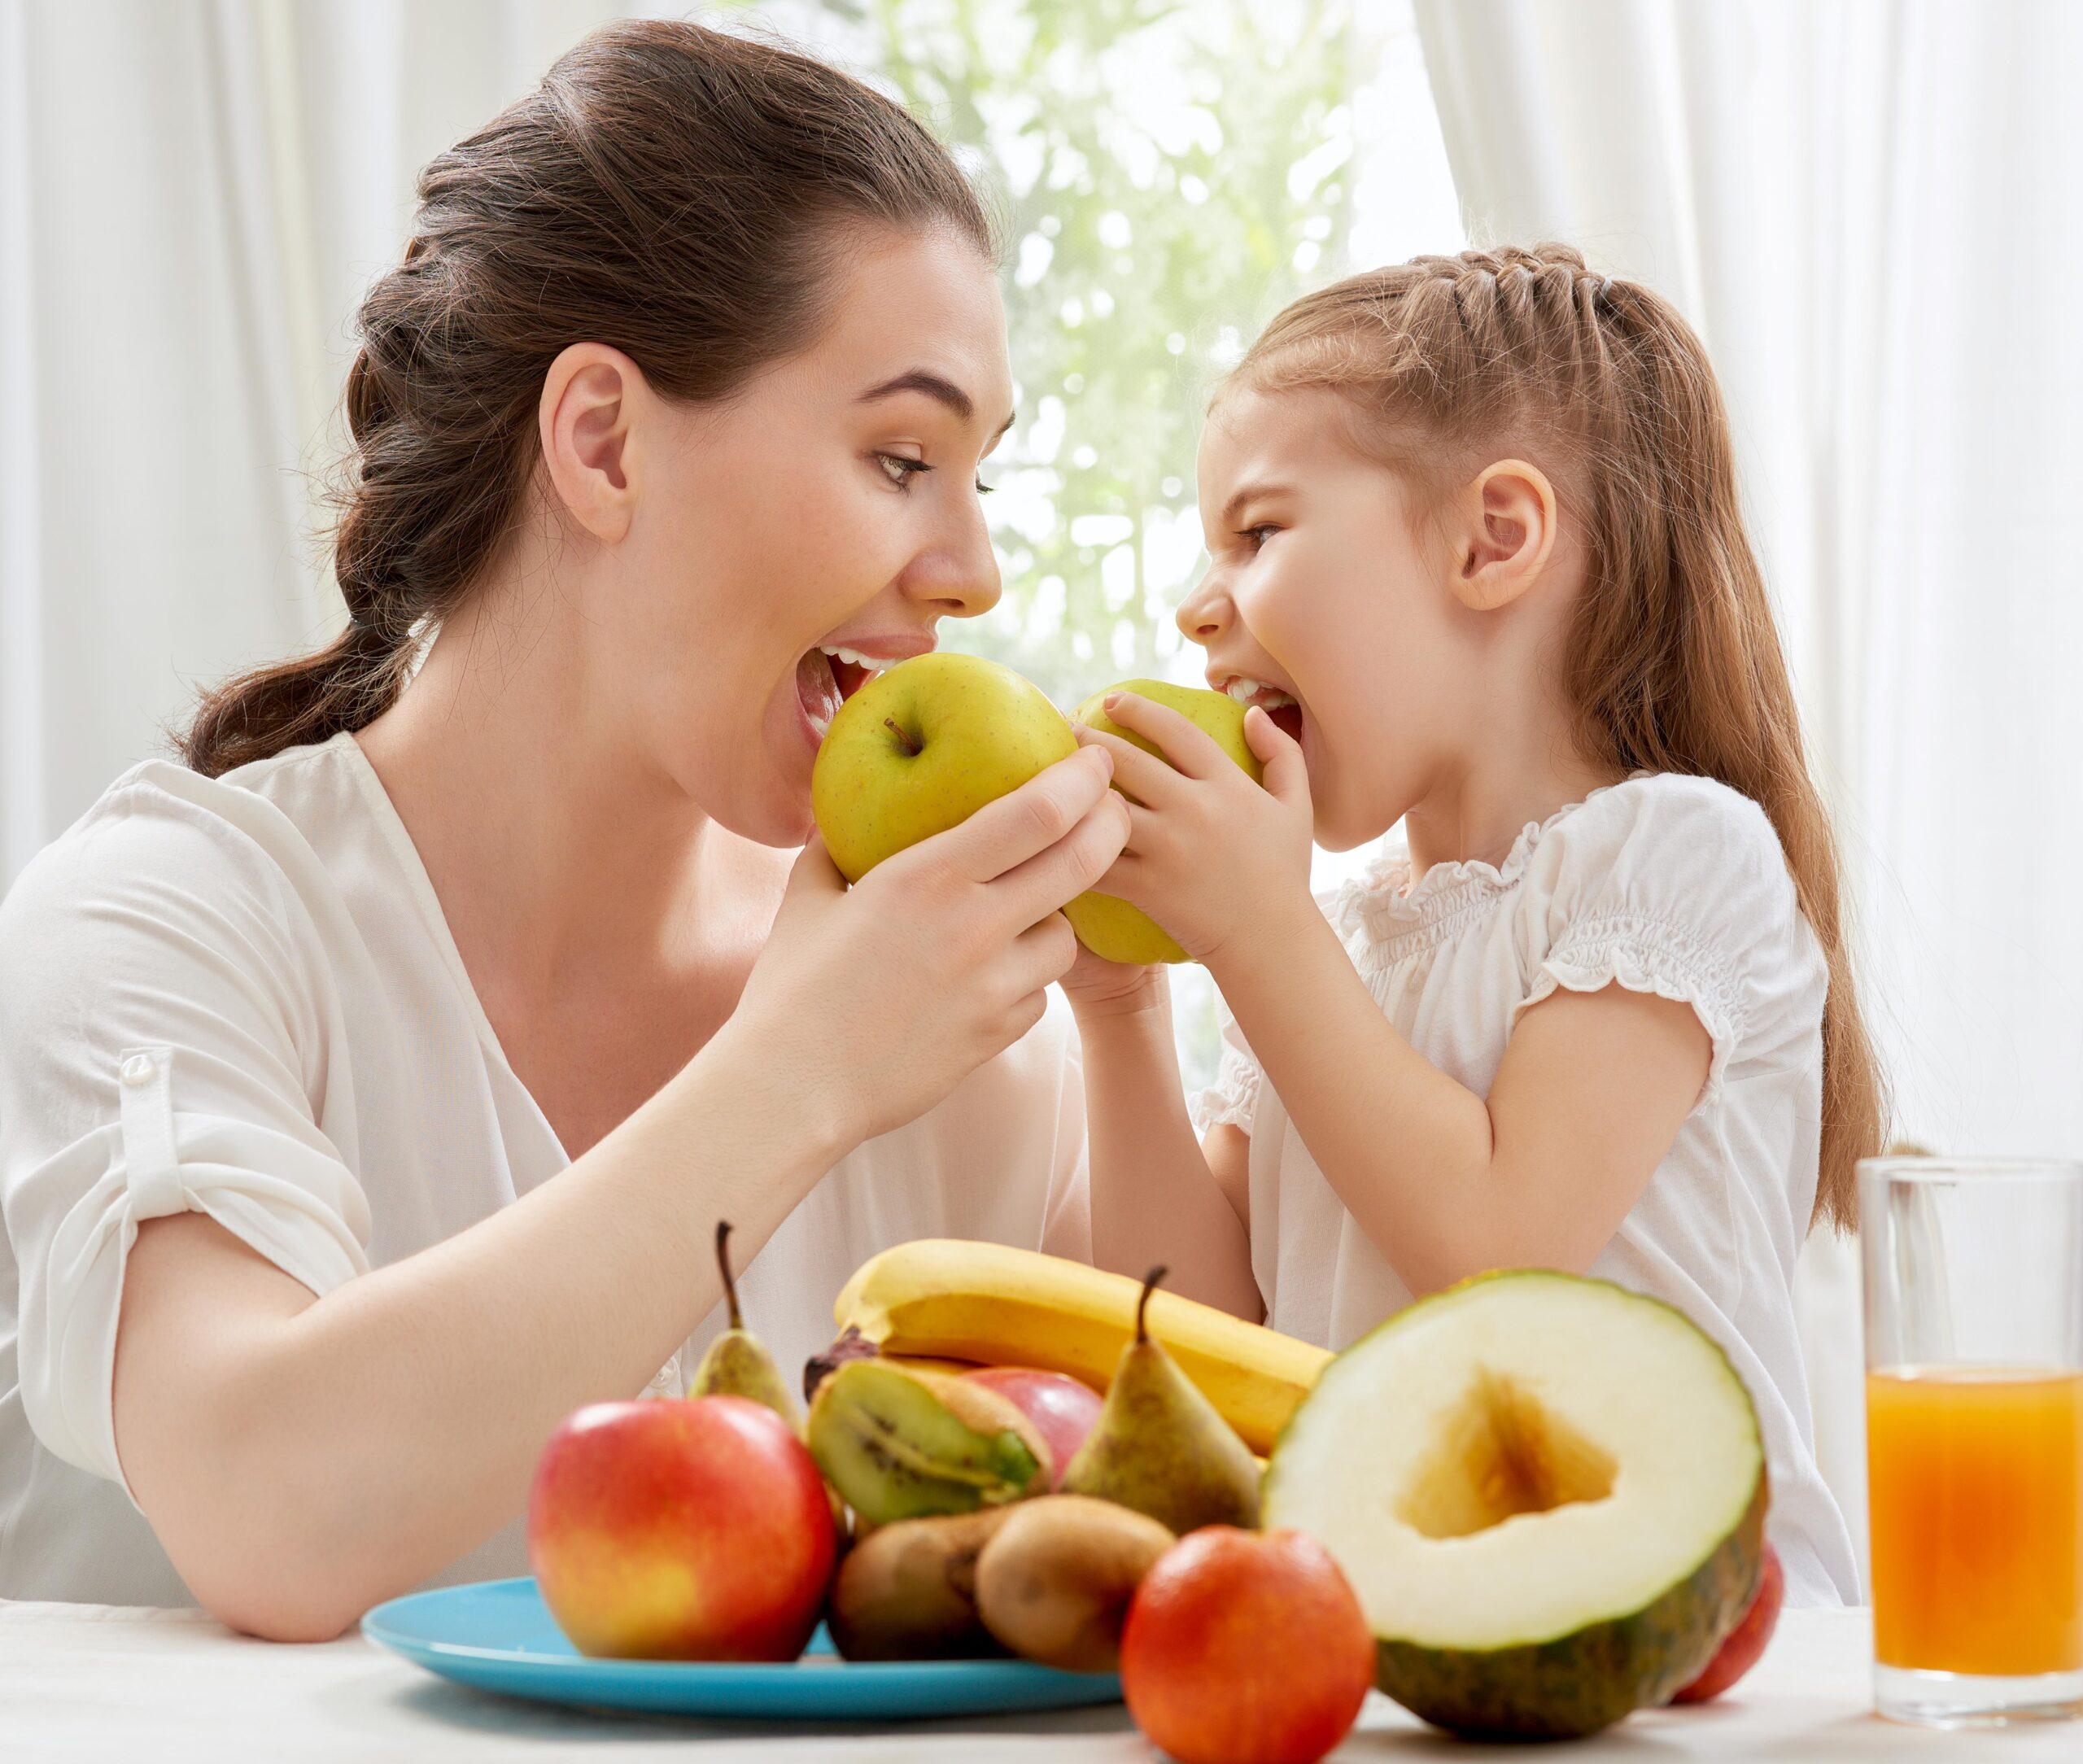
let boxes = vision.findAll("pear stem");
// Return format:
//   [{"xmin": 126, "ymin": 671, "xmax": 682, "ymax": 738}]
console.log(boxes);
[
  {"xmin": 715, "ymin": 1220, "xmax": 744, "ymax": 1332},
  {"xmin": 1137, "ymin": 1265, "xmax": 1168, "ymax": 1344},
  {"xmin": 884, "ymin": 715, "xmax": 923, "ymax": 757}
]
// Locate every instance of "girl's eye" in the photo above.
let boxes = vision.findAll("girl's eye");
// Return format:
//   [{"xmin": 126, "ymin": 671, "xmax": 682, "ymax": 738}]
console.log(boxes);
[
  {"xmin": 1239, "ymin": 523, "xmax": 1281, "ymax": 549},
  {"xmin": 877, "ymin": 452, "xmax": 930, "ymax": 488}
]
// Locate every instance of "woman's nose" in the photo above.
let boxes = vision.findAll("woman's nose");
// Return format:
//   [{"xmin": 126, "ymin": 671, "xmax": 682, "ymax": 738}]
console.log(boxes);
[
  {"xmin": 1175, "ymin": 570, "xmax": 1229, "ymax": 647},
  {"xmin": 900, "ymin": 501, "xmax": 1002, "ymax": 619}
]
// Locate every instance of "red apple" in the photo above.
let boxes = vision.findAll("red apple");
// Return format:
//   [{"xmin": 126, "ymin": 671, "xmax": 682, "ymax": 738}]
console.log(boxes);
[
  {"xmin": 1121, "ymin": 1527, "xmax": 1373, "ymax": 1764},
  {"xmin": 962, "ymin": 1366, "xmax": 1103, "ymax": 1486},
  {"xmin": 528, "ymin": 1395, "xmax": 836, "ymax": 1661},
  {"xmin": 1671, "ymin": 1541, "xmax": 1784, "ymax": 1703}
]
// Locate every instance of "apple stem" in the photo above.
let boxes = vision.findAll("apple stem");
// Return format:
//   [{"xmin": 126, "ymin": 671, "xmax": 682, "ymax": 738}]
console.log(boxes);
[
  {"xmin": 715, "ymin": 1220, "xmax": 744, "ymax": 1332},
  {"xmin": 883, "ymin": 715, "xmax": 922, "ymax": 757},
  {"xmin": 1137, "ymin": 1266, "xmax": 1168, "ymax": 1345}
]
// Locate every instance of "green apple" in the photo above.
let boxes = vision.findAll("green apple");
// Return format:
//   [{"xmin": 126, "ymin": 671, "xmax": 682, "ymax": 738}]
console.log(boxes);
[
  {"xmin": 812, "ymin": 653, "xmax": 1079, "ymax": 882},
  {"xmin": 1063, "ymin": 679, "xmax": 1264, "ymax": 965}
]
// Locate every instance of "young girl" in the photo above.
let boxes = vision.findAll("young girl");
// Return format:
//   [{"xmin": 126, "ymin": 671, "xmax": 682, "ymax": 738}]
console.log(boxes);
[{"xmin": 1063, "ymin": 245, "xmax": 1884, "ymax": 1608}]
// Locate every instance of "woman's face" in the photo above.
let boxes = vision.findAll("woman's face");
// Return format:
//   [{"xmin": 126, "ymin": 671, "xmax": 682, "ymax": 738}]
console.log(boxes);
[{"xmin": 609, "ymin": 226, "xmax": 1013, "ymax": 845}]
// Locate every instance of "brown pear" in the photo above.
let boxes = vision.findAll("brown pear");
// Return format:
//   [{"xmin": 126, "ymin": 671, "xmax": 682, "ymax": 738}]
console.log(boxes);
[
  {"xmin": 1060, "ymin": 1267, "xmax": 1262, "ymax": 1534},
  {"xmin": 687, "ymin": 1221, "xmax": 801, "ymax": 1428}
]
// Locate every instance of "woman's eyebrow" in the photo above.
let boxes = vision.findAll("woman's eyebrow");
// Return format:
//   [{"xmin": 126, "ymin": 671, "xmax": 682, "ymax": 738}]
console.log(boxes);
[{"xmin": 858, "ymin": 369, "xmax": 1015, "ymax": 438}]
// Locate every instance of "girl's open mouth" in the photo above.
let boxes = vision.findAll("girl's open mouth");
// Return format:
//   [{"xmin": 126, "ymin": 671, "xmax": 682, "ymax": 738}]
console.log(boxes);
[
  {"xmin": 796, "ymin": 644, "xmax": 884, "ymax": 741},
  {"xmin": 1224, "ymin": 677, "xmax": 1306, "ymax": 746}
]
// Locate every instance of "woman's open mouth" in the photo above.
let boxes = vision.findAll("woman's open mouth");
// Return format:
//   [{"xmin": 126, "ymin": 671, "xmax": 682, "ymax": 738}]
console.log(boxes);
[
  {"xmin": 1223, "ymin": 676, "xmax": 1306, "ymax": 746},
  {"xmin": 796, "ymin": 644, "xmax": 887, "ymax": 743}
]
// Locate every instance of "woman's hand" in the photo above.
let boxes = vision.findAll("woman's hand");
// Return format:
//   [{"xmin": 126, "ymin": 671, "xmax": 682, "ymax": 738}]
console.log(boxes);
[
  {"xmin": 1071, "ymin": 694, "xmax": 1315, "ymax": 970},
  {"xmin": 726, "ymin": 746, "xmax": 1131, "ymax": 1148}
]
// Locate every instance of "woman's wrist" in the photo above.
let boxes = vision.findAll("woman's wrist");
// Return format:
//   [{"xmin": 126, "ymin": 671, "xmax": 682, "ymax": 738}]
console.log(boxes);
[{"xmin": 676, "ymin": 1015, "xmax": 857, "ymax": 1177}]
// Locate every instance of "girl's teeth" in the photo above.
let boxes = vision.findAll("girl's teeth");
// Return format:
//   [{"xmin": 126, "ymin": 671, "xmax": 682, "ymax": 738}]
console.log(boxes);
[{"xmin": 1225, "ymin": 678, "xmax": 1297, "ymax": 710}]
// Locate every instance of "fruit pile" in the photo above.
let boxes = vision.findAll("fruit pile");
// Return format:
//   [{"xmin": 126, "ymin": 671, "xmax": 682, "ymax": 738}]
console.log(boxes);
[{"xmin": 527, "ymin": 1237, "xmax": 1784, "ymax": 1757}]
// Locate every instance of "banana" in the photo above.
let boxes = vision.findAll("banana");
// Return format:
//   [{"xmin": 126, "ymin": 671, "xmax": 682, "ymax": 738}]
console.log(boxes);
[{"xmin": 833, "ymin": 1240, "xmax": 1330, "ymax": 1454}]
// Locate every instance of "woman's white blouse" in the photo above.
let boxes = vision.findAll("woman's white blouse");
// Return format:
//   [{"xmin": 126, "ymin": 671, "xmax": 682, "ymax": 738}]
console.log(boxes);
[
  {"xmin": 0, "ymin": 735, "xmax": 1088, "ymax": 1605},
  {"xmin": 1190, "ymin": 773, "xmax": 1861, "ymax": 1607}
]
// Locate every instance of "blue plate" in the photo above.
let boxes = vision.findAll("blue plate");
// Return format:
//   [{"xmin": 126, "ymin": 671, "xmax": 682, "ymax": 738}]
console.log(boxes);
[{"xmin": 362, "ymin": 1576, "xmax": 1123, "ymax": 1718}]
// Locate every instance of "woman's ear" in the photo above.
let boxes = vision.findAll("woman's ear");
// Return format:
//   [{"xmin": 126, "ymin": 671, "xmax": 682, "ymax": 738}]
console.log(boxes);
[
  {"xmin": 1448, "ymin": 458, "xmax": 1559, "ymax": 612},
  {"xmin": 538, "ymin": 343, "xmax": 647, "ymax": 544}
]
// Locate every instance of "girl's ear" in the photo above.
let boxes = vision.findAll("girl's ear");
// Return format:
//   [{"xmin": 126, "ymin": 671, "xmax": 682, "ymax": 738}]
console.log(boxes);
[{"xmin": 1448, "ymin": 458, "xmax": 1559, "ymax": 612}]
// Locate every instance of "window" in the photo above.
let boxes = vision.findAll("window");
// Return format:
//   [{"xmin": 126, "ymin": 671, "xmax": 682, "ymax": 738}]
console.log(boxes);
[{"xmin": 718, "ymin": 0, "xmax": 1464, "ymax": 1085}]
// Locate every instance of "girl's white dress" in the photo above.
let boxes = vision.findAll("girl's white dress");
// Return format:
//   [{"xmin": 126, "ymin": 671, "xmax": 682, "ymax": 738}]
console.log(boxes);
[
  {"xmin": 1190, "ymin": 772, "xmax": 1861, "ymax": 1606},
  {"xmin": 0, "ymin": 734, "xmax": 1088, "ymax": 1605}
]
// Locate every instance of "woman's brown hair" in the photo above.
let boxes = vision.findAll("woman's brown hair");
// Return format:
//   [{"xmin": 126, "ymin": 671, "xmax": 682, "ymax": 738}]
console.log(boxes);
[
  {"xmin": 1234, "ymin": 245, "xmax": 1886, "ymax": 1229},
  {"xmin": 181, "ymin": 20, "xmax": 990, "ymax": 777}
]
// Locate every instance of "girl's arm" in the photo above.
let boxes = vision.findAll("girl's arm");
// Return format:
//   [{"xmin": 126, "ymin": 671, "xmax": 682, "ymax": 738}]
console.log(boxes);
[
  {"xmin": 1208, "ymin": 894, "xmax": 1708, "ymax": 1292},
  {"xmin": 1060, "ymin": 955, "xmax": 1259, "ymax": 1318},
  {"xmin": 111, "ymin": 753, "xmax": 1128, "ymax": 1643},
  {"xmin": 1080, "ymin": 698, "xmax": 1709, "ymax": 1298}
]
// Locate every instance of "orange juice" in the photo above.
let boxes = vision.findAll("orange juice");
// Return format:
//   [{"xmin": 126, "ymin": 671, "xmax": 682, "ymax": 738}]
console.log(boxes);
[{"xmin": 1867, "ymin": 1369, "xmax": 2083, "ymax": 1676}]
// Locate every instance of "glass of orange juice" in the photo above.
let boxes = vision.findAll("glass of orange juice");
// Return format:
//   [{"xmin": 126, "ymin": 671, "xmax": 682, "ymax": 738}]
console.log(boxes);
[{"xmin": 1862, "ymin": 1156, "xmax": 2083, "ymax": 1727}]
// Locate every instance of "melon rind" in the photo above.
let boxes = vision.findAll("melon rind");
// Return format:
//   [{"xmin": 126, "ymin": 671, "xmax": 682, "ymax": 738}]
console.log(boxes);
[
  {"xmin": 1264, "ymin": 1270, "xmax": 1768, "ymax": 1741},
  {"xmin": 1372, "ymin": 1474, "xmax": 1765, "ymax": 1740}
]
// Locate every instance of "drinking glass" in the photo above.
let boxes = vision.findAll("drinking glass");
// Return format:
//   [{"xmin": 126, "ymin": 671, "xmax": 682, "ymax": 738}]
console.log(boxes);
[{"xmin": 1861, "ymin": 1157, "xmax": 2083, "ymax": 1727}]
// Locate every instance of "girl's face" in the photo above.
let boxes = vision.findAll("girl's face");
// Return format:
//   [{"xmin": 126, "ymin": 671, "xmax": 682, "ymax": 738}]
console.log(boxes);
[
  {"xmin": 1181, "ymin": 385, "xmax": 1477, "ymax": 850},
  {"xmin": 602, "ymin": 226, "xmax": 1014, "ymax": 846}
]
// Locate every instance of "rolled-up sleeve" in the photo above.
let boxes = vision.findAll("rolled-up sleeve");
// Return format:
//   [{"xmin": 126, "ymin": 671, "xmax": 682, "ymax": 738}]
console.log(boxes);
[{"xmin": 1, "ymin": 780, "xmax": 371, "ymax": 1493}]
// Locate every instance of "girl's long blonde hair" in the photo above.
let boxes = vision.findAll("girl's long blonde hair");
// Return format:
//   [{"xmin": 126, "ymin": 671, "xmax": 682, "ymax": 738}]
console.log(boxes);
[{"xmin": 1235, "ymin": 244, "xmax": 1884, "ymax": 1229}]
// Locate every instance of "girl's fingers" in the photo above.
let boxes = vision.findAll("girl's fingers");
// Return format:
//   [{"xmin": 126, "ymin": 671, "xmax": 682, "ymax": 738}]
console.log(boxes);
[
  {"xmin": 1072, "ymin": 723, "xmax": 1180, "ymax": 809},
  {"xmin": 1099, "ymin": 692, "xmax": 1233, "ymax": 780},
  {"xmin": 1243, "ymin": 705, "xmax": 1311, "ymax": 808}
]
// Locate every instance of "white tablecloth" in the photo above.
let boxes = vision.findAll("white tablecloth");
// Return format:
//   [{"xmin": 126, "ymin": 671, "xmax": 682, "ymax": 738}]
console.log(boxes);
[{"xmin": 0, "ymin": 1600, "xmax": 2067, "ymax": 1760}]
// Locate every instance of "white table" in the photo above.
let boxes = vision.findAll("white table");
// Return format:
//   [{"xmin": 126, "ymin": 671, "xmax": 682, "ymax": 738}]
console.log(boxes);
[{"xmin": 0, "ymin": 1600, "xmax": 2068, "ymax": 1761}]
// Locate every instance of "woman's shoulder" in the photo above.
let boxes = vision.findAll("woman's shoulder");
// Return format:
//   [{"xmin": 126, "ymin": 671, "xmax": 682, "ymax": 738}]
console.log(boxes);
[{"xmin": 0, "ymin": 743, "xmax": 366, "ymax": 993}]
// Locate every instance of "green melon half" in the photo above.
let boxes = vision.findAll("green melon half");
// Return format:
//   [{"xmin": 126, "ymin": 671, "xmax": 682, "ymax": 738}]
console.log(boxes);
[{"xmin": 1263, "ymin": 1271, "xmax": 1766, "ymax": 1741}]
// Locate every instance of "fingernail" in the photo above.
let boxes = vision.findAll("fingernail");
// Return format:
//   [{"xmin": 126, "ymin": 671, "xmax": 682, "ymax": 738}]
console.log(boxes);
[
  {"xmin": 1103, "ymin": 693, "xmax": 1123, "ymax": 712},
  {"xmin": 1091, "ymin": 745, "xmax": 1115, "ymax": 777}
]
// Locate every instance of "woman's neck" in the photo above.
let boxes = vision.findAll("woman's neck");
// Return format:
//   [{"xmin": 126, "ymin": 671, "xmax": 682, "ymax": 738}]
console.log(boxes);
[{"xmin": 353, "ymin": 566, "xmax": 736, "ymax": 1000}]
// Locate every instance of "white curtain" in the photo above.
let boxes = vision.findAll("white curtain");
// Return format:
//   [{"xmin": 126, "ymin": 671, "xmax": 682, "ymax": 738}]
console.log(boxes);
[
  {"xmin": 1414, "ymin": 0, "xmax": 2083, "ymax": 1574},
  {"xmin": 0, "ymin": 0, "xmax": 628, "ymax": 887}
]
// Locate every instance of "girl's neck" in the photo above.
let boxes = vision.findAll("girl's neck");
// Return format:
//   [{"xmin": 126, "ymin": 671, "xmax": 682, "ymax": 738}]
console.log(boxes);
[{"xmin": 1402, "ymin": 714, "xmax": 1625, "ymax": 887}]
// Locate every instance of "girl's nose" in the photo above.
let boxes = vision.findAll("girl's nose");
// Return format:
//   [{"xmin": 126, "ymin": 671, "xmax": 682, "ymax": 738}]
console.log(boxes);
[
  {"xmin": 1176, "ymin": 570, "xmax": 1230, "ymax": 647},
  {"xmin": 900, "ymin": 500, "xmax": 1002, "ymax": 619}
]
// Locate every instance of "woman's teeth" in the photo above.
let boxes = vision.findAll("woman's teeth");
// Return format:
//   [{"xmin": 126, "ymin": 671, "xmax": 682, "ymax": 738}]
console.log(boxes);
[
  {"xmin": 1224, "ymin": 677, "xmax": 1298, "ymax": 710},
  {"xmin": 819, "ymin": 644, "xmax": 884, "ymax": 673}
]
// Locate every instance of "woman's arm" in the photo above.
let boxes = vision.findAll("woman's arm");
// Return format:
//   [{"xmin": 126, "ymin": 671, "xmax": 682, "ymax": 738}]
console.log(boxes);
[
  {"xmin": 112, "ymin": 749, "xmax": 1129, "ymax": 1641},
  {"xmin": 1063, "ymin": 960, "xmax": 1259, "ymax": 1318}
]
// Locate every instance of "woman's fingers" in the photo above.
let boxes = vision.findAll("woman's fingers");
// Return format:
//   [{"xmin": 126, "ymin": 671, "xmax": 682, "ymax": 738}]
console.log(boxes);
[
  {"xmin": 1011, "ymin": 912, "xmax": 1081, "ymax": 993},
  {"xmin": 989, "ymin": 788, "xmax": 1132, "ymax": 927},
  {"xmin": 921, "ymin": 747, "xmax": 1116, "ymax": 885}
]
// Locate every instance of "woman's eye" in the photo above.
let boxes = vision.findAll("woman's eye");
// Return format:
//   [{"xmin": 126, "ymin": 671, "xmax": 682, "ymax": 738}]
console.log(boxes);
[
  {"xmin": 975, "ymin": 478, "xmax": 996, "ymax": 496},
  {"xmin": 877, "ymin": 453, "xmax": 929, "ymax": 488}
]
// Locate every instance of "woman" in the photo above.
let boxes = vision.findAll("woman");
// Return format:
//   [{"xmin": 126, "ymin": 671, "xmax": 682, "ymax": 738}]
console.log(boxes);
[{"xmin": 0, "ymin": 21, "xmax": 1127, "ymax": 1636}]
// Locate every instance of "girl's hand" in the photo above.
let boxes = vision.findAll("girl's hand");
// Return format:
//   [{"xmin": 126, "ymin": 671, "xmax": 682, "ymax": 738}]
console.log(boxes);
[
  {"xmin": 727, "ymin": 748, "xmax": 1130, "ymax": 1148},
  {"xmin": 1072, "ymin": 693, "xmax": 1315, "ymax": 969},
  {"xmin": 1057, "ymin": 938, "xmax": 1168, "ymax": 1021}
]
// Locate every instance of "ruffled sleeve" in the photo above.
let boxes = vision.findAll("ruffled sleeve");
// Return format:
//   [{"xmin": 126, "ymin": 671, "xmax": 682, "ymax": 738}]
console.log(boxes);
[
  {"xmin": 1508, "ymin": 775, "xmax": 1824, "ymax": 1105},
  {"xmin": 1186, "ymin": 994, "xmax": 1265, "ymax": 1139},
  {"xmin": 0, "ymin": 775, "xmax": 373, "ymax": 1495}
]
